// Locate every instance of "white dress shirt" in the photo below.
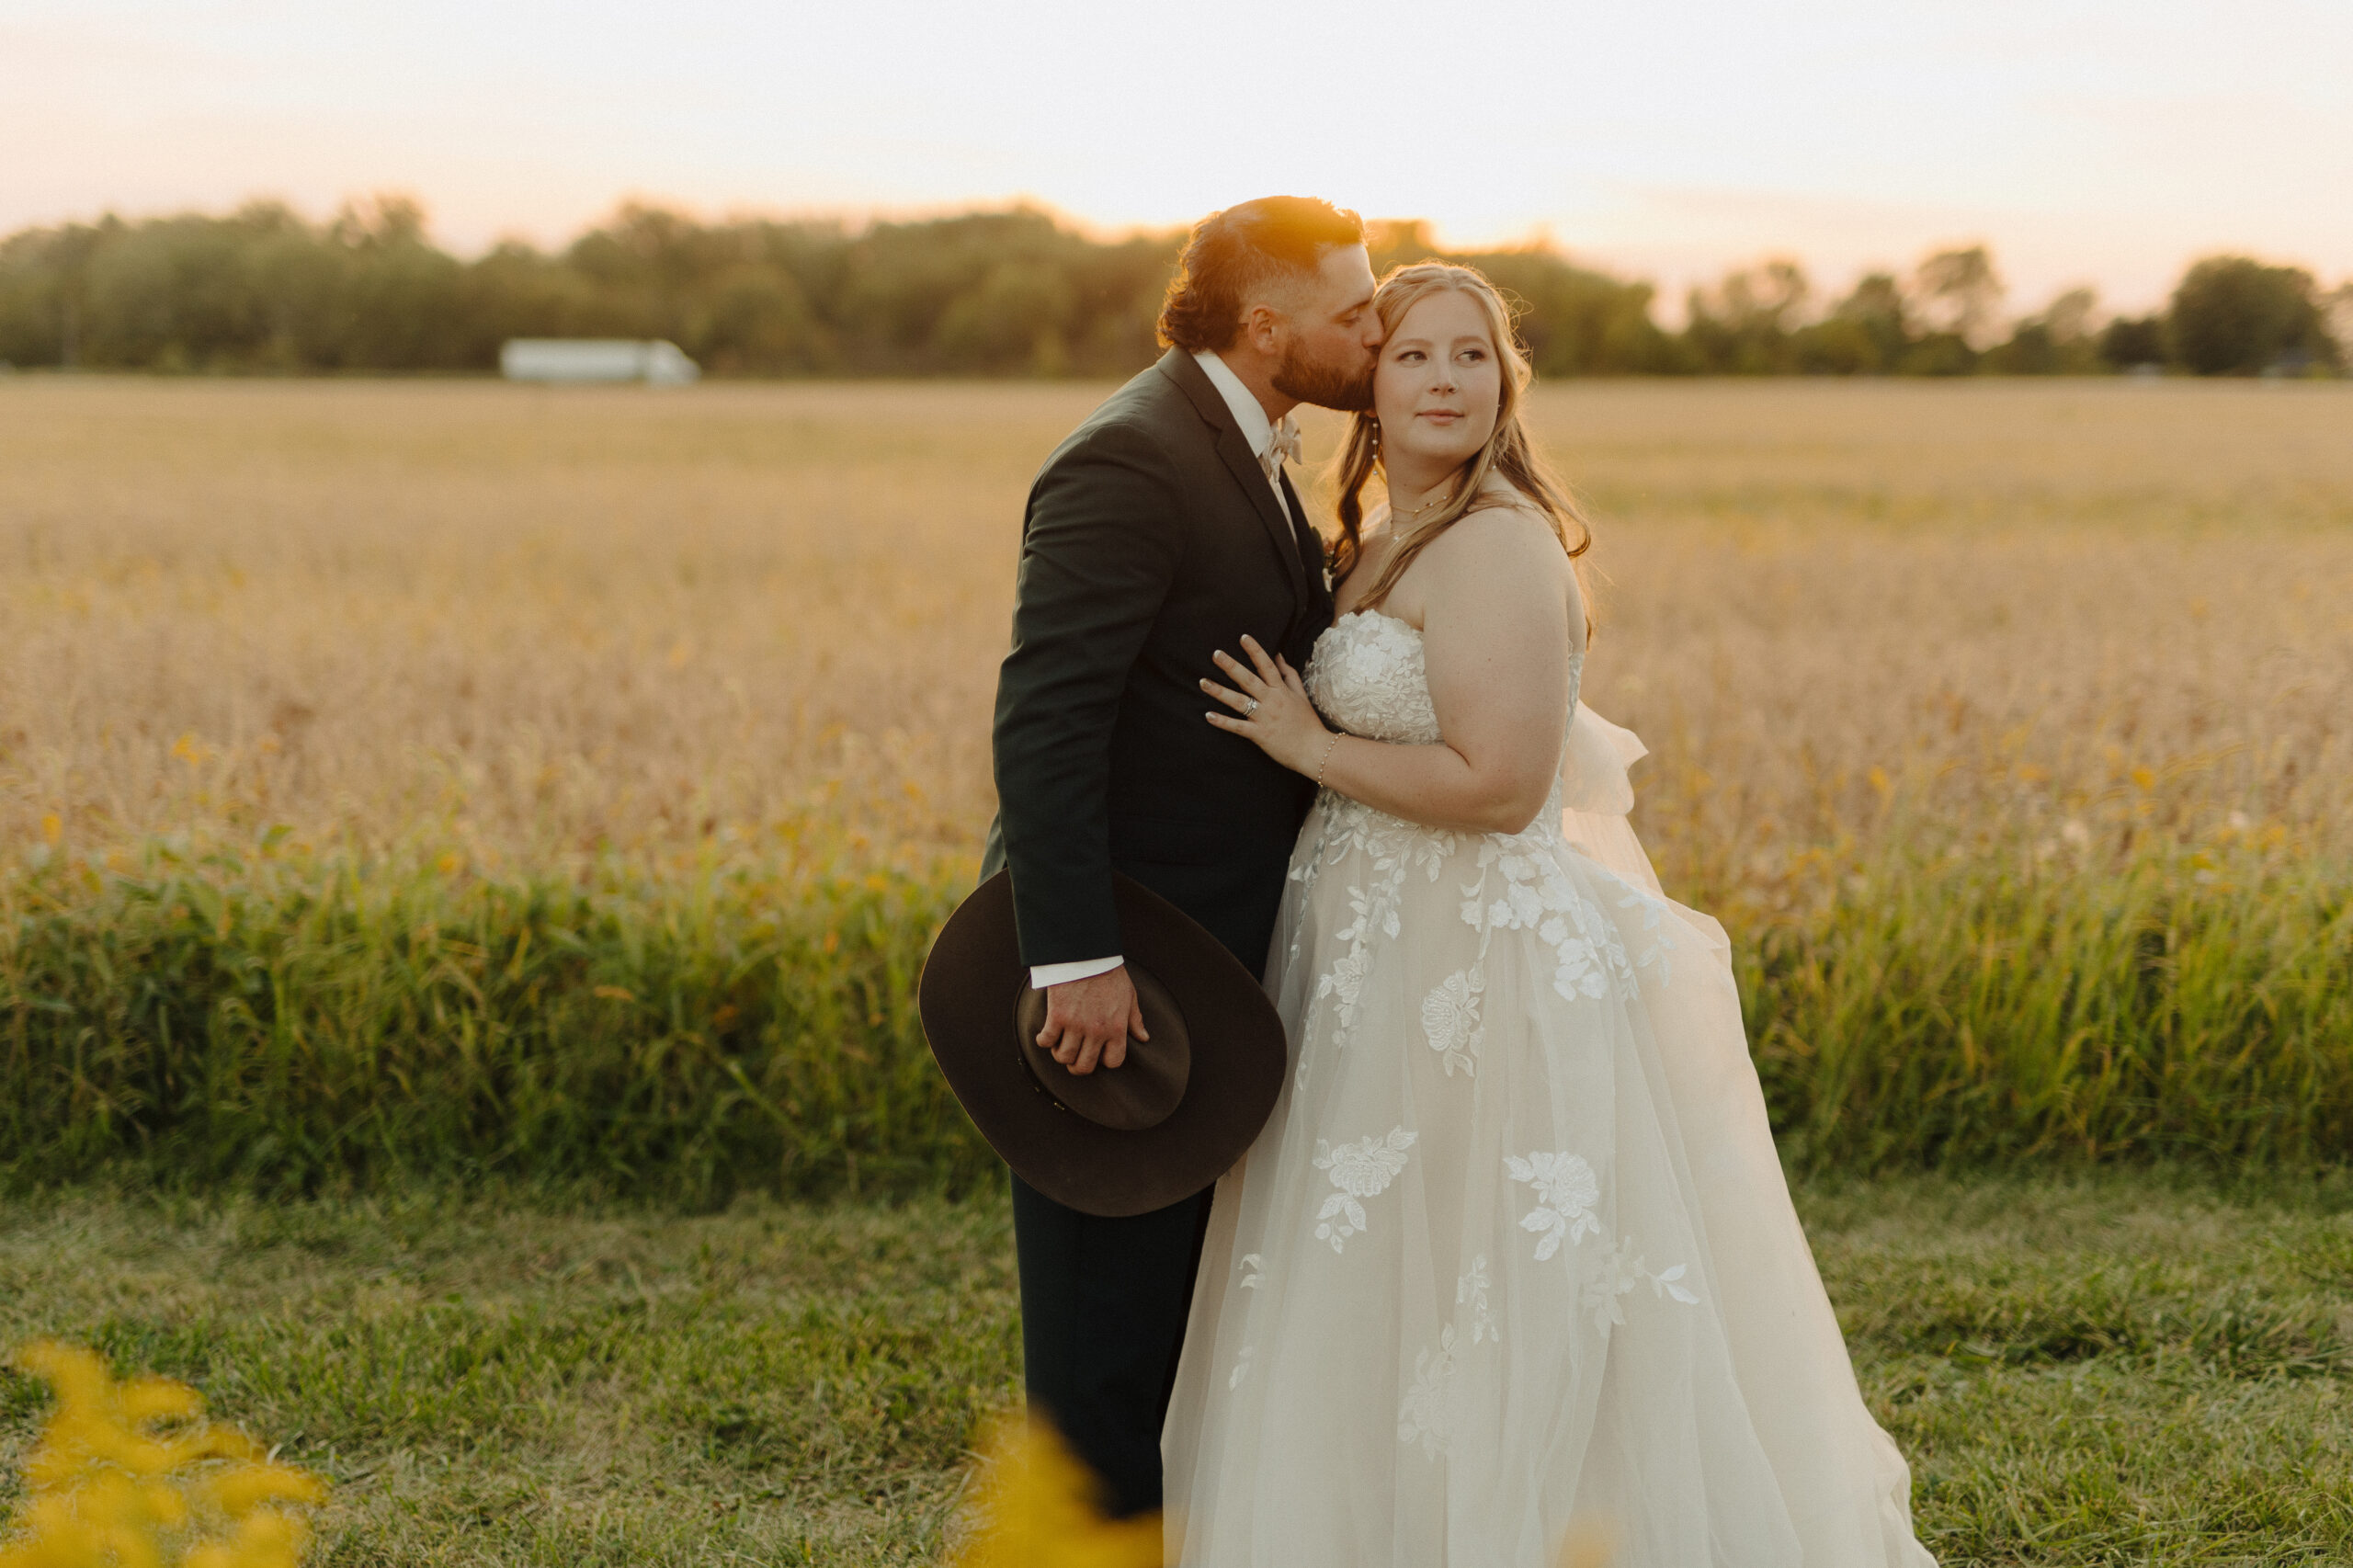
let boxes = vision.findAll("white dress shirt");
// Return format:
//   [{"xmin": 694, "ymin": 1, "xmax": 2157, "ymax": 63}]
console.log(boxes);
[
  {"xmin": 1027, "ymin": 351, "xmax": 1298, "ymax": 991},
  {"xmin": 1193, "ymin": 350, "xmax": 1298, "ymax": 523}
]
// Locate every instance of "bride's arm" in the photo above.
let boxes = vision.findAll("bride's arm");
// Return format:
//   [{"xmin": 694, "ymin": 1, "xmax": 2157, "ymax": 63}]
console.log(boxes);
[{"xmin": 1205, "ymin": 507, "xmax": 1575, "ymax": 836}]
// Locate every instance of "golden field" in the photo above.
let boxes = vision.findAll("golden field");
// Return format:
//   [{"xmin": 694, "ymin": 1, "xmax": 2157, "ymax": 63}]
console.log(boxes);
[{"xmin": 5, "ymin": 375, "xmax": 2348, "ymax": 881}]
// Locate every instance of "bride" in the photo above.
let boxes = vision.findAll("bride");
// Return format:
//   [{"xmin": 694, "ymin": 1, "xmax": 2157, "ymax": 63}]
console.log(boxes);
[{"xmin": 1167, "ymin": 262, "xmax": 1938, "ymax": 1567}]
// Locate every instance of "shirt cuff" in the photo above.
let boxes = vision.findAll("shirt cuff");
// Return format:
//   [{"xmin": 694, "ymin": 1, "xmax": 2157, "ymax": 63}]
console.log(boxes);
[{"xmin": 1029, "ymin": 955, "xmax": 1125, "ymax": 990}]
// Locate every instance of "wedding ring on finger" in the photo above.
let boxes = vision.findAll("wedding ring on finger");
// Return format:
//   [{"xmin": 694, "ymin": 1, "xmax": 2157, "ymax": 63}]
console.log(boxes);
[{"xmin": 1244, "ymin": 698, "xmax": 1260, "ymax": 718}]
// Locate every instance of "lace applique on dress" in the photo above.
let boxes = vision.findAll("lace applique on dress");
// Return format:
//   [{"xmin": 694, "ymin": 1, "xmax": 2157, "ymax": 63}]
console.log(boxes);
[
  {"xmin": 1397, "ymin": 1255, "xmax": 1501, "ymax": 1460},
  {"xmin": 1457, "ymin": 1255, "xmax": 1497, "ymax": 1346},
  {"xmin": 1506, "ymin": 1151, "xmax": 1602, "ymax": 1260},
  {"xmin": 1305, "ymin": 609, "xmax": 1447, "ymax": 747},
  {"xmin": 1503, "ymin": 1150, "xmax": 1699, "ymax": 1327},
  {"xmin": 1583, "ymin": 1236, "xmax": 1700, "ymax": 1335},
  {"xmin": 1460, "ymin": 843, "xmax": 1632, "ymax": 1004},
  {"xmin": 1420, "ymin": 967, "xmax": 1484, "ymax": 1076},
  {"xmin": 1312, "ymin": 1127, "xmax": 1416, "ymax": 1253},
  {"xmin": 1397, "ymin": 1324, "xmax": 1460, "ymax": 1460}
]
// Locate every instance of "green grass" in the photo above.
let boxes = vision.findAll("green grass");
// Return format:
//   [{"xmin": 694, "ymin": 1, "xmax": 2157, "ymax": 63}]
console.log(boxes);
[
  {"xmin": 1742, "ymin": 831, "xmax": 2353, "ymax": 1169},
  {"xmin": 4, "ymin": 829, "xmax": 2347, "ymax": 1198},
  {"xmin": 0, "ymin": 1186, "xmax": 1018, "ymax": 1565},
  {"xmin": 0, "ymin": 839, "xmax": 994, "ymax": 1202},
  {"xmin": 7, "ymin": 1174, "xmax": 2353, "ymax": 1564}
]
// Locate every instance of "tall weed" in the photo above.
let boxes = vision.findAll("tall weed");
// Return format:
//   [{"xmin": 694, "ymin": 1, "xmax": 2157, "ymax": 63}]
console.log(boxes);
[
  {"xmin": 0, "ymin": 838, "xmax": 980, "ymax": 1201},
  {"xmin": 4, "ymin": 827, "xmax": 2345, "ymax": 1195}
]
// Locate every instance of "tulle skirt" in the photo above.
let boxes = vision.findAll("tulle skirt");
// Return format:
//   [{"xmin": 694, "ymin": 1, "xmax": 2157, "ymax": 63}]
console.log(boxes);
[{"xmin": 1162, "ymin": 710, "xmax": 1935, "ymax": 1568}]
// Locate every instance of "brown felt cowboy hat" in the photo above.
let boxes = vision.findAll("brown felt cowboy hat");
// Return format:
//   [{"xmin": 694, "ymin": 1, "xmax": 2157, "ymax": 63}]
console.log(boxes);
[{"xmin": 919, "ymin": 870, "xmax": 1287, "ymax": 1218}]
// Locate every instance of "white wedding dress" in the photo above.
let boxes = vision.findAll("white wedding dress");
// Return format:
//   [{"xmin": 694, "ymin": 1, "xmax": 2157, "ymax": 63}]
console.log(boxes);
[{"xmin": 1163, "ymin": 604, "xmax": 1937, "ymax": 1567}]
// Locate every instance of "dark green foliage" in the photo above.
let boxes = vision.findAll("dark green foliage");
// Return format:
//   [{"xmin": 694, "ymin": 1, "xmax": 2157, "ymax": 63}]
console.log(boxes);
[
  {"xmin": 1682, "ymin": 259, "xmax": 1812, "ymax": 374},
  {"xmin": 1911, "ymin": 245, "xmax": 2005, "ymax": 347},
  {"xmin": 1896, "ymin": 331, "xmax": 1979, "ymax": 377},
  {"xmin": 2099, "ymin": 313, "xmax": 2168, "ymax": 369},
  {"xmin": 4, "ymin": 829, "xmax": 2347, "ymax": 1199},
  {"xmin": 1982, "ymin": 288, "xmax": 2104, "ymax": 375},
  {"xmin": 1741, "ymin": 836, "xmax": 2353, "ymax": 1173},
  {"xmin": 2167, "ymin": 256, "xmax": 2338, "ymax": 376},
  {"xmin": 0, "ymin": 200, "xmax": 1180, "ymax": 379},
  {"xmin": 1982, "ymin": 321, "xmax": 2085, "ymax": 376},
  {"xmin": 0, "ymin": 199, "xmax": 482, "ymax": 373},
  {"xmin": 1794, "ymin": 272, "xmax": 1912, "ymax": 374},
  {"xmin": 0, "ymin": 846, "xmax": 987, "ymax": 1203},
  {"xmin": 18, "ymin": 200, "xmax": 2339, "ymax": 380},
  {"xmin": 0, "ymin": 201, "xmax": 1692, "ymax": 379}
]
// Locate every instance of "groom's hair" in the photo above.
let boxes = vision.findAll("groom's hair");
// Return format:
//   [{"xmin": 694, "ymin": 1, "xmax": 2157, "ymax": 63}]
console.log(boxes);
[{"xmin": 1156, "ymin": 197, "xmax": 1365, "ymax": 353}]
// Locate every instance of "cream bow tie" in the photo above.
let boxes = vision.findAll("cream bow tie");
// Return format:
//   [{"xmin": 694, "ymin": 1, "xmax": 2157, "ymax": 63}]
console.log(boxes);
[{"xmin": 1261, "ymin": 415, "xmax": 1302, "ymax": 480}]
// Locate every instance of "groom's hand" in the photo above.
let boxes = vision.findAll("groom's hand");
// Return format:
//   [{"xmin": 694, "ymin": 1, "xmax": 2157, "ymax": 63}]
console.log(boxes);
[{"xmin": 1039, "ymin": 967, "xmax": 1150, "ymax": 1076}]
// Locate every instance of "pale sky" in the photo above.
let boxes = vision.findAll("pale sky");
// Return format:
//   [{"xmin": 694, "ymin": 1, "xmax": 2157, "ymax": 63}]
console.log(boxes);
[{"xmin": 5, "ymin": 0, "xmax": 2350, "ymax": 316}]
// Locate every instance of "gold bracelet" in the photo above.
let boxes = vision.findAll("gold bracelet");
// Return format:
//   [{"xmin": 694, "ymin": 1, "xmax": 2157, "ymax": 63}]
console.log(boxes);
[{"xmin": 1313, "ymin": 731, "xmax": 1342, "ymax": 789}]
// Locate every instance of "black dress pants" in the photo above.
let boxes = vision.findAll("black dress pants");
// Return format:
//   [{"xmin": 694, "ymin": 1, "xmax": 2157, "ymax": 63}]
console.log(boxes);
[{"xmin": 1010, "ymin": 1172, "xmax": 1215, "ymax": 1520}]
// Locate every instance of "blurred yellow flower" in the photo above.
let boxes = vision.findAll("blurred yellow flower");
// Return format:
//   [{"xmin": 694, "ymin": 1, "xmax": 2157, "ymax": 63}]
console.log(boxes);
[
  {"xmin": 0, "ymin": 1342, "xmax": 324, "ymax": 1568},
  {"xmin": 948, "ymin": 1414, "xmax": 1160, "ymax": 1568},
  {"xmin": 945, "ymin": 1415, "xmax": 1619, "ymax": 1568},
  {"xmin": 1555, "ymin": 1514, "xmax": 1620, "ymax": 1568}
]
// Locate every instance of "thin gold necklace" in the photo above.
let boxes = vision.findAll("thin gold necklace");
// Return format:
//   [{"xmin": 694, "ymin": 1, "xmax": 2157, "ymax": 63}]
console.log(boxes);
[{"xmin": 1392, "ymin": 485, "xmax": 1456, "ymax": 528}]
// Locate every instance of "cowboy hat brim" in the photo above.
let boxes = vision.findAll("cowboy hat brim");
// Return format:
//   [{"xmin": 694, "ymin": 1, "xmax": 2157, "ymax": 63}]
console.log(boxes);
[{"xmin": 919, "ymin": 869, "xmax": 1287, "ymax": 1217}]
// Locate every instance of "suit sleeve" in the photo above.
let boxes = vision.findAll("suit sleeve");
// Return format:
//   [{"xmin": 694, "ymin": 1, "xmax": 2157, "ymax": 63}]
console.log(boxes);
[{"xmin": 992, "ymin": 421, "xmax": 1183, "ymax": 968}]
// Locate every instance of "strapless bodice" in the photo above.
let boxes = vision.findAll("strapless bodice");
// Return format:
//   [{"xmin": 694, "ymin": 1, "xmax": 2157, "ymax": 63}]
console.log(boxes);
[{"xmin": 1304, "ymin": 608, "xmax": 1583, "ymax": 749}]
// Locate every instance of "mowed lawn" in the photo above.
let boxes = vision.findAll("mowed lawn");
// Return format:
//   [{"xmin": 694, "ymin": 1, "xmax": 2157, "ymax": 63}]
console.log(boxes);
[{"xmin": 6, "ymin": 1176, "xmax": 2353, "ymax": 1565}]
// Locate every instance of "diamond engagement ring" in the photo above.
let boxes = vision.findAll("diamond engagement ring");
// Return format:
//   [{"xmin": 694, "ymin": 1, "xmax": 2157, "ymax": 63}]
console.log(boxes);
[{"xmin": 1243, "ymin": 698, "xmax": 1259, "ymax": 717}]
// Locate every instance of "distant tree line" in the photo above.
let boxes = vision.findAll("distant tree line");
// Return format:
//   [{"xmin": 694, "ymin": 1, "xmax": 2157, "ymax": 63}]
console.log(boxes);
[{"xmin": 0, "ymin": 197, "xmax": 2344, "ymax": 379}]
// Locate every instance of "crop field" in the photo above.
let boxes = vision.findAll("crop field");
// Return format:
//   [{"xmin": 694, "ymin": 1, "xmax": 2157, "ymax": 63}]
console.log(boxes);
[
  {"xmin": 0, "ymin": 376, "xmax": 2350, "ymax": 1191},
  {"xmin": 7, "ymin": 376, "xmax": 2348, "ymax": 869}
]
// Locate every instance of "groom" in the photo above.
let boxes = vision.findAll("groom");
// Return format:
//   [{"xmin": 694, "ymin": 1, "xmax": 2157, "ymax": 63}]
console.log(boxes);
[{"xmin": 979, "ymin": 196, "xmax": 1381, "ymax": 1519}]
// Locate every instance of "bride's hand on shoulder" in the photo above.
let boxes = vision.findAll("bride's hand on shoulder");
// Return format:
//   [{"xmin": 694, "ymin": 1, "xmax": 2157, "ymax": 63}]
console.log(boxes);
[{"xmin": 1202, "ymin": 635, "xmax": 1332, "ymax": 776}]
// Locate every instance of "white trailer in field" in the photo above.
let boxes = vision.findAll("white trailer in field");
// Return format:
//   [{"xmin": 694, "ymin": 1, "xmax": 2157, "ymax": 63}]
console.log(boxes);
[{"xmin": 499, "ymin": 339, "xmax": 699, "ymax": 385}]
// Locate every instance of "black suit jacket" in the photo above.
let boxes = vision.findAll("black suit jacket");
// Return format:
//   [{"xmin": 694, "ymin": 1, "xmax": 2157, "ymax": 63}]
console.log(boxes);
[{"xmin": 980, "ymin": 348, "xmax": 1336, "ymax": 971}]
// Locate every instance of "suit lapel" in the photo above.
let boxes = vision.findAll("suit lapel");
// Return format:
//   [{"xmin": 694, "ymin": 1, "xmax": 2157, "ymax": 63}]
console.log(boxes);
[
  {"xmin": 1155, "ymin": 349, "xmax": 1312, "ymax": 608},
  {"xmin": 1217, "ymin": 436, "xmax": 1313, "ymax": 606},
  {"xmin": 1279, "ymin": 467, "xmax": 1334, "ymax": 617}
]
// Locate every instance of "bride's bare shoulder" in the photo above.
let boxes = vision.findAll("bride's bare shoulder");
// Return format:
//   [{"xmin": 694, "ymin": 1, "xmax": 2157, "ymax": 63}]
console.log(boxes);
[{"xmin": 1422, "ymin": 487, "xmax": 1571, "ymax": 584}]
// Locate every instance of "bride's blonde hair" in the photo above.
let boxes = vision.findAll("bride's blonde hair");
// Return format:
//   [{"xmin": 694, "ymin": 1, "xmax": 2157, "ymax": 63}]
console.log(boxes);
[{"xmin": 1330, "ymin": 262, "xmax": 1593, "ymax": 641}]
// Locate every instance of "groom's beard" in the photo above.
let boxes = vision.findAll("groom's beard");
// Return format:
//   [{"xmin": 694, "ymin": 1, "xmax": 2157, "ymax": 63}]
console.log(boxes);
[{"xmin": 1271, "ymin": 338, "xmax": 1377, "ymax": 413}]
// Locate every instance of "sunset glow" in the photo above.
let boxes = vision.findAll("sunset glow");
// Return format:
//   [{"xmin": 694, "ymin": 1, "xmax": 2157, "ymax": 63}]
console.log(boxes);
[{"xmin": 5, "ymin": 0, "xmax": 2349, "ymax": 312}]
